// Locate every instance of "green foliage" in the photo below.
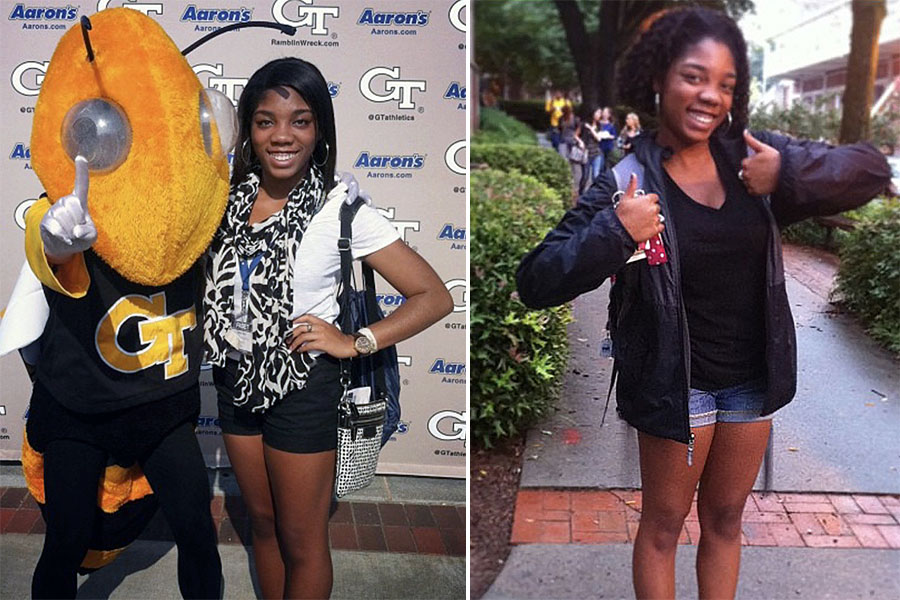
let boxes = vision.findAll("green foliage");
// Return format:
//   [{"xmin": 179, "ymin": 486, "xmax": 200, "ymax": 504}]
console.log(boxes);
[
  {"xmin": 475, "ymin": 107, "xmax": 538, "ymax": 146},
  {"xmin": 474, "ymin": 0, "xmax": 577, "ymax": 93},
  {"xmin": 781, "ymin": 220, "xmax": 851, "ymax": 249},
  {"xmin": 498, "ymin": 100, "xmax": 554, "ymax": 132},
  {"xmin": 835, "ymin": 198, "xmax": 900, "ymax": 354},
  {"xmin": 470, "ymin": 169, "xmax": 572, "ymax": 447},
  {"xmin": 470, "ymin": 143, "xmax": 572, "ymax": 208},
  {"xmin": 751, "ymin": 93, "xmax": 900, "ymax": 147}
]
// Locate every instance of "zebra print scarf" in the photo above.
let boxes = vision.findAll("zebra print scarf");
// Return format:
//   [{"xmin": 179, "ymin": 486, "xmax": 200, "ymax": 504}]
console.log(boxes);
[{"xmin": 203, "ymin": 167, "xmax": 326, "ymax": 412}]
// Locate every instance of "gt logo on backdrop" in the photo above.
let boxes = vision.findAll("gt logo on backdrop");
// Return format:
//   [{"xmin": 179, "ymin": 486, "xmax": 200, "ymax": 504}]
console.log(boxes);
[
  {"xmin": 11, "ymin": 61, "xmax": 48, "ymax": 96},
  {"xmin": 449, "ymin": 0, "xmax": 466, "ymax": 33},
  {"xmin": 95, "ymin": 292, "xmax": 196, "ymax": 379},
  {"xmin": 428, "ymin": 410, "xmax": 467, "ymax": 446},
  {"xmin": 97, "ymin": 0, "xmax": 163, "ymax": 16},
  {"xmin": 192, "ymin": 64, "xmax": 247, "ymax": 107},
  {"xmin": 15, "ymin": 199, "xmax": 38, "ymax": 230},
  {"xmin": 359, "ymin": 67, "xmax": 426, "ymax": 110},
  {"xmin": 273, "ymin": 0, "xmax": 339, "ymax": 35},
  {"xmin": 445, "ymin": 279, "xmax": 467, "ymax": 313},
  {"xmin": 376, "ymin": 207, "xmax": 421, "ymax": 243},
  {"xmin": 444, "ymin": 140, "xmax": 466, "ymax": 176}
]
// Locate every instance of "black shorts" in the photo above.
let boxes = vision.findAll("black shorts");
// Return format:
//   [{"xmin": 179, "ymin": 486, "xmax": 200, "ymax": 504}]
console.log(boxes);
[{"xmin": 213, "ymin": 355, "xmax": 341, "ymax": 454}]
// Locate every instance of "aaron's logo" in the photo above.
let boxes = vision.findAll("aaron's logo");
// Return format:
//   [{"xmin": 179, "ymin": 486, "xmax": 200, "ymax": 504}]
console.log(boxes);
[{"xmin": 95, "ymin": 292, "xmax": 196, "ymax": 379}]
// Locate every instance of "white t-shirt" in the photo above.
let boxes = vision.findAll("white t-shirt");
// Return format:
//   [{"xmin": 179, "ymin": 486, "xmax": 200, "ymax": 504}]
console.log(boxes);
[{"xmin": 291, "ymin": 184, "xmax": 400, "ymax": 329}]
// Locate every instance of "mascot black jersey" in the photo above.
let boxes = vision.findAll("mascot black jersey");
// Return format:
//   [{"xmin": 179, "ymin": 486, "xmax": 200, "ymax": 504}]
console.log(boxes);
[{"xmin": 36, "ymin": 248, "xmax": 202, "ymax": 414}]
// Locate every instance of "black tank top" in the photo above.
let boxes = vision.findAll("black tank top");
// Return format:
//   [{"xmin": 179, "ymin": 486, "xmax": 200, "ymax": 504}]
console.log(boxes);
[{"xmin": 664, "ymin": 152, "xmax": 768, "ymax": 390}]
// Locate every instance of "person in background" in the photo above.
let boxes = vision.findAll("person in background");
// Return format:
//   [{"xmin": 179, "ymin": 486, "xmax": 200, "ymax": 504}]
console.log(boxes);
[
  {"xmin": 617, "ymin": 112, "xmax": 643, "ymax": 154},
  {"xmin": 203, "ymin": 57, "xmax": 452, "ymax": 599},
  {"xmin": 584, "ymin": 106, "xmax": 618, "ymax": 178},
  {"xmin": 516, "ymin": 7, "xmax": 890, "ymax": 599},
  {"xmin": 545, "ymin": 89, "xmax": 573, "ymax": 151},
  {"xmin": 578, "ymin": 108, "xmax": 604, "ymax": 193}
]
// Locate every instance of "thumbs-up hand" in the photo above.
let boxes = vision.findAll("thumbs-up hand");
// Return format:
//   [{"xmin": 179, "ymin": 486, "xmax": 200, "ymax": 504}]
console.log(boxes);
[
  {"xmin": 614, "ymin": 172, "xmax": 664, "ymax": 245},
  {"xmin": 740, "ymin": 130, "xmax": 781, "ymax": 196},
  {"xmin": 40, "ymin": 155, "xmax": 97, "ymax": 263}
]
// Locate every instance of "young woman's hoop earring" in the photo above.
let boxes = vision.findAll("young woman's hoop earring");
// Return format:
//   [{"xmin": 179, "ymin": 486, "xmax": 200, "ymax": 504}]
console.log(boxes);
[
  {"xmin": 654, "ymin": 92, "xmax": 660, "ymax": 114},
  {"xmin": 240, "ymin": 139, "xmax": 253, "ymax": 164},
  {"xmin": 726, "ymin": 111, "xmax": 733, "ymax": 130},
  {"xmin": 313, "ymin": 140, "xmax": 329, "ymax": 167}
]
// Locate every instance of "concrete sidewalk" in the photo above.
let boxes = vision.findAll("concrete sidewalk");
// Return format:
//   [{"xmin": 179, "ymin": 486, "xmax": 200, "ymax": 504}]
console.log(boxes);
[
  {"xmin": 485, "ymin": 244, "xmax": 900, "ymax": 599},
  {"xmin": 1, "ymin": 470, "xmax": 465, "ymax": 599}
]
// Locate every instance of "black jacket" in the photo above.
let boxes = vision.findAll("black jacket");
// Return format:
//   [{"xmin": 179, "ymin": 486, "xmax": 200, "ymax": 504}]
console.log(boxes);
[{"xmin": 516, "ymin": 131, "xmax": 891, "ymax": 444}]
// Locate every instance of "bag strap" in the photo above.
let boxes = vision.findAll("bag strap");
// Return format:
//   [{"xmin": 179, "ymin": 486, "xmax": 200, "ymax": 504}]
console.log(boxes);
[
  {"xmin": 337, "ymin": 198, "xmax": 388, "ymax": 400},
  {"xmin": 338, "ymin": 198, "xmax": 363, "ymax": 394}
]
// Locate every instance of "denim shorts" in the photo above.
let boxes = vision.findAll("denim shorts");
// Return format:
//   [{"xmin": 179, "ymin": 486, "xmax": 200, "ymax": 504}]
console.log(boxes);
[{"xmin": 688, "ymin": 378, "xmax": 771, "ymax": 428}]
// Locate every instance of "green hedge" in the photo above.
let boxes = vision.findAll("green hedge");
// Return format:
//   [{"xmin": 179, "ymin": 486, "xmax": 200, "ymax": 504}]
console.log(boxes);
[
  {"xmin": 498, "ymin": 99, "xmax": 556, "ymax": 131},
  {"xmin": 470, "ymin": 143, "xmax": 572, "ymax": 208},
  {"xmin": 835, "ymin": 198, "xmax": 900, "ymax": 354},
  {"xmin": 474, "ymin": 106, "xmax": 538, "ymax": 146},
  {"xmin": 471, "ymin": 169, "xmax": 572, "ymax": 447}
]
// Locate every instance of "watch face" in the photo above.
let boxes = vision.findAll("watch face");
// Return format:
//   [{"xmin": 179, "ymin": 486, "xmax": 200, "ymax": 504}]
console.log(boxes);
[{"xmin": 354, "ymin": 334, "xmax": 373, "ymax": 354}]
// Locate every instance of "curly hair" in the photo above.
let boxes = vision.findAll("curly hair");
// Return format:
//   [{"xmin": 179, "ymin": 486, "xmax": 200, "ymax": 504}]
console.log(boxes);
[{"xmin": 616, "ymin": 7, "xmax": 749, "ymax": 137}]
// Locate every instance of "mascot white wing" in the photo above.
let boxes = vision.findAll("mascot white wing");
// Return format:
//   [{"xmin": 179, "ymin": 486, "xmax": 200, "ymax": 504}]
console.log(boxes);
[{"xmin": 0, "ymin": 261, "xmax": 49, "ymax": 361}]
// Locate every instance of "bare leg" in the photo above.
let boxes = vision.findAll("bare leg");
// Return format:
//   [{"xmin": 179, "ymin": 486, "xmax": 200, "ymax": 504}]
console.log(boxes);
[
  {"xmin": 696, "ymin": 421, "xmax": 771, "ymax": 600},
  {"xmin": 264, "ymin": 445, "xmax": 335, "ymax": 600},
  {"xmin": 223, "ymin": 434, "xmax": 283, "ymax": 600},
  {"xmin": 633, "ymin": 427, "xmax": 714, "ymax": 600}
]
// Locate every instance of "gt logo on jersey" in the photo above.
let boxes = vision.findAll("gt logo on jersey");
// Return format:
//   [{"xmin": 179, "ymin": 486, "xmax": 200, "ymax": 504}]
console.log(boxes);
[
  {"xmin": 359, "ymin": 66, "xmax": 426, "ymax": 110},
  {"xmin": 95, "ymin": 292, "xmax": 196, "ymax": 379}
]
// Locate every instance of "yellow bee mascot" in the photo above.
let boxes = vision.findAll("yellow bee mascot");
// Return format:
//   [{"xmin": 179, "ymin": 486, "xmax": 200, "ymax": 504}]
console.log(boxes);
[{"xmin": 9, "ymin": 8, "xmax": 237, "ymax": 599}]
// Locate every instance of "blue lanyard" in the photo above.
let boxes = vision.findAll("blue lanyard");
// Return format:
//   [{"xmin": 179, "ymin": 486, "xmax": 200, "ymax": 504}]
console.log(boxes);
[{"xmin": 239, "ymin": 254, "xmax": 263, "ymax": 291}]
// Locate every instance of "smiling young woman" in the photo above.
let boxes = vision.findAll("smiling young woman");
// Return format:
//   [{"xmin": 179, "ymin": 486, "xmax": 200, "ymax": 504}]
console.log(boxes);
[
  {"xmin": 516, "ymin": 7, "xmax": 891, "ymax": 599},
  {"xmin": 202, "ymin": 57, "xmax": 452, "ymax": 599}
]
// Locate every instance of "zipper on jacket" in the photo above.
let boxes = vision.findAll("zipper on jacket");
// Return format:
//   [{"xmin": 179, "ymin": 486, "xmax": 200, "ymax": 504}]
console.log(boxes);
[{"xmin": 687, "ymin": 432, "xmax": 695, "ymax": 467}]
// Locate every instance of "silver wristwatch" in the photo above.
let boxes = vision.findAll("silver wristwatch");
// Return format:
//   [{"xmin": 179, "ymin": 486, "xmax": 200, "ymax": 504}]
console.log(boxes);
[{"xmin": 352, "ymin": 327, "xmax": 377, "ymax": 356}]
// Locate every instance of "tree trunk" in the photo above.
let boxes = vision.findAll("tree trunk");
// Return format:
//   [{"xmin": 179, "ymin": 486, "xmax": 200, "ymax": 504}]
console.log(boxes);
[
  {"xmin": 554, "ymin": 0, "xmax": 668, "ymax": 116},
  {"xmin": 553, "ymin": 0, "xmax": 594, "ymax": 113},
  {"xmin": 839, "ymin": 0, "xmax": 886, "ymax": 143}
]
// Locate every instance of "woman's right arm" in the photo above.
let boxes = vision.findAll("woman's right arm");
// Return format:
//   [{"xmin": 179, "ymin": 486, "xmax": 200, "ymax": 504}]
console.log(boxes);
[{"xmin": 516, "ymin": 172, "xmax": 636, "ymax": 309}]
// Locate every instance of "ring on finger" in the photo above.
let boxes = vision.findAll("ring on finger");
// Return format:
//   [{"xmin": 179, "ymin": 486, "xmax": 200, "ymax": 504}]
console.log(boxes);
[{"xmin": 306, "ymin": 323, "xmax": 313, "ymax": 333}]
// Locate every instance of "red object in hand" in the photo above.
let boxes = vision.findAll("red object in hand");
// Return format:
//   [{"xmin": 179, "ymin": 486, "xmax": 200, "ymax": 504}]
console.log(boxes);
[{"xmin": 646, "ymin": 234, "xmax": 667, "ymax": 265}]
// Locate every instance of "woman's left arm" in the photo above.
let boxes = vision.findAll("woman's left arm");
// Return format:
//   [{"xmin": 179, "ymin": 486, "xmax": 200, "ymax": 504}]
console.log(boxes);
[
  {"xmin": 357, "ymin": 240, "xmax": 454, "ymax": 350},
  {"xmin": 291, "ymin": 240, "xmax": 452, "ymax": 357},
  {"xmin": 744, "ymin": 130, "xmax": 892, "ymax": 227}
]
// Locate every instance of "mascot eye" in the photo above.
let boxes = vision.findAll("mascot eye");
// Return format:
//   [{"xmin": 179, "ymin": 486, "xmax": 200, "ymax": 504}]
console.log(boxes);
[
  {"xmin": 199, "ymin": 88, "xmax": 238, "ymax": 157},
  {"xmin": 61, "ymin": 98, "xmax": 132, "ymax": 172}
]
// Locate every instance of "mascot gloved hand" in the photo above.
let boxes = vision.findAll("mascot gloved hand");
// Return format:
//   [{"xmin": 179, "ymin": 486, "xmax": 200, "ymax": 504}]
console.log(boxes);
[{"xmin": 39, "ymin": 156, "xmax": 97, "ymax": 261}]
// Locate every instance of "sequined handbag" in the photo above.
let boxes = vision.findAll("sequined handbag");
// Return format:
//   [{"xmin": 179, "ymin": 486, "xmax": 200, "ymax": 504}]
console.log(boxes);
[{"xmin": 334, "ymin": 397, "xmax": 386, "ymax": 498}]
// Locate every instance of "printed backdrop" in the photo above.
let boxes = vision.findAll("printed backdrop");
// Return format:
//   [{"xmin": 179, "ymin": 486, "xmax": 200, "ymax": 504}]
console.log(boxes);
[{"xmin": 0, "ymin": 0, "xmax": 467, "ymax": 478}]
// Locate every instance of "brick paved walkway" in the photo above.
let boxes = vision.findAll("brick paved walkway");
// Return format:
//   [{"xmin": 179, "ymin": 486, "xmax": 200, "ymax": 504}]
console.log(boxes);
[
  {"xmin": 511, "ymin": 489, "xmax": 900, "ymax": 549},
  {"xmin": 0, "ymin": 487, "xmax": 465, "ymax": 557}
]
